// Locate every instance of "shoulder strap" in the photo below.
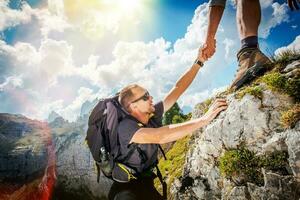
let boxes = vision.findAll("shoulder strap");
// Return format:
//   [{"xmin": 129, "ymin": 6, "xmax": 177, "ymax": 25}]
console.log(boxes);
[
  {"xmin": 130, "ymin": 115, "xmax": 167, "ymax": 161},
  {"xmin": 158, "ymin": 145, "xmax": 167, "ymax": 160},
  {"xmin": 117, "ymin": 143, "xmax": 138, "ymax": 163},
  {"xmin": 96, "ymin": 162, "xmax": 101, "ymax": 183},
  {"xmin": 155, "ymin": 165, "xmax": 167, "ymax": 199}
]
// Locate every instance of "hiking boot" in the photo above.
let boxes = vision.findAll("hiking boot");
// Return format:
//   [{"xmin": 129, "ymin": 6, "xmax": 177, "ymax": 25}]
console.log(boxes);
[{"xmin": 230, "ymin": 47, "xmax": 271, "ymax": 90}]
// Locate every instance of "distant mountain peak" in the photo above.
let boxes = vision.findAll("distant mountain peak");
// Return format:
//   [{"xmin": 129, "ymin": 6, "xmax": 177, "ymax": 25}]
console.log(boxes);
[
  {"xmin": 47, "ymin": 111, "xmax": 62, "ymax": 123},
  {"xmin": 80, "ymin": 98, "xmax": 98, "ymax": 117}
]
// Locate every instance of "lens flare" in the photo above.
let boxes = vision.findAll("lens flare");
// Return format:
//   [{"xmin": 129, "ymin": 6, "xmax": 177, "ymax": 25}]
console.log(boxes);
[
  {"xmin": 63, "ymin": 0, "xmax": 155, "ymax": 39},
  {"xmin": 0, "ymin": 122, "xmax": 56, "ymax": 200}
]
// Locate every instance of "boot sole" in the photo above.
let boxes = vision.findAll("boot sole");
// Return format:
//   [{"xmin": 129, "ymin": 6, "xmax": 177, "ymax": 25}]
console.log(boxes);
[{"xmin": 233, "ymin": 62, "xmax": 269, "ymax": 90}]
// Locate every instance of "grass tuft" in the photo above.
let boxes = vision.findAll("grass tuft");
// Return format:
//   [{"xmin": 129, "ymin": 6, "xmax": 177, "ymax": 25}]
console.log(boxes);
[
  {"xmin": 236, "ymin": 85, "xmax": 263, "ymax": 100},
  {"xmin": 271, "ymin": 49, "xmax": 300, "ymax": 71},
  {"xmin": 280, "ymin": 104, "xmax": 300, "ymax": 128},
  {"xmin": 219, "ymin": 148, "xmax": 288, "ymax": 186},
  {"xmin": 260, "ymin": 72, "xmax": 300, "ymax": 101},
  {"xmin": 155, "ymin": 136, "xmax": 191, "ymax": 197}
]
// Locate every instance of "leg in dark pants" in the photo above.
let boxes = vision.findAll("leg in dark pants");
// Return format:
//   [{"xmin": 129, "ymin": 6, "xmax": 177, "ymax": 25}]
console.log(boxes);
[{"xmin": 108, "ymin": 177, "xmax": 164, "ymax": 200}]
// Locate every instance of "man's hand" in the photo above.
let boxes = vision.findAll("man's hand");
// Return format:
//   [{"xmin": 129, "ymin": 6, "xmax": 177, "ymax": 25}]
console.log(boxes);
[
  {"xmin": 287, "ymin": 0, "xmax": 300, "ymax": 10},
  {"xmin": 201, "ymin": 38, "xmax": 216, "ymax": 61},
  {"xmin": 197, "ymin": 45, "xmax": 208, "ymax": 63},
  {"xmin": 201, "ymin": 98, "xmax": 227, "ymax": 125}
]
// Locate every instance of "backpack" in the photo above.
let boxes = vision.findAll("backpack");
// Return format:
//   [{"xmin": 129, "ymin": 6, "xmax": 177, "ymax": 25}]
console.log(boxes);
[
  {"xmin": 85, "ymin": 95, "xmax": 167, "ymax": 187},
  {"xmin": 85, "ymin": 95, "xmax": 122, "ymax": 181}
]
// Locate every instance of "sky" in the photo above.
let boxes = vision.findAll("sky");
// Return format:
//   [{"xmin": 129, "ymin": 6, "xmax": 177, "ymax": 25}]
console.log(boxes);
[{"xmin": 0, "ymin": 0, "xmax": 300, "ymax": 122}]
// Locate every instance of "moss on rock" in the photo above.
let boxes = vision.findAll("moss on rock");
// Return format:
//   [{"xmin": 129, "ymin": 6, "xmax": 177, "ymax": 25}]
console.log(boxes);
[
  {"xmin": 155, "ymin": 135, "xmax": 191, "ymax": 197},
  {"xmin": 280, "ymin": 104, "xmax": 300, "ymax": 128},
  {"xmin": 218, "ymin": 148, "xmax": 289, "ymax": 186},
  {"xmin": 260, "ymin": 72, "xmax": 300, "ymax": 101},
  {"xmin": 272, "ymin": 50, "xmax": 300, "ymax": 71},
  {"xmin": 236, "ymin": 85, "xmax": 263, "ymax": 100}
]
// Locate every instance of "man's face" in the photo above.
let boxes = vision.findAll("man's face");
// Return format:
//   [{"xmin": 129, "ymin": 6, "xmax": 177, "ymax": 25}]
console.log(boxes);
[{"xmin": 130, "ymin": 87, "xmax": 155, "ymax": 114}]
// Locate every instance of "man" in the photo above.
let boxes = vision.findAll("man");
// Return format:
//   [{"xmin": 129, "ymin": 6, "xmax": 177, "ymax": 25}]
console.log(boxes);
[
  {"xmin": 108, "ymin": 48, "xmax": 228, "ymax": 200},
  {"xmin": 202, "ymin": 0, "xmax": 299, "ymax": 90}
]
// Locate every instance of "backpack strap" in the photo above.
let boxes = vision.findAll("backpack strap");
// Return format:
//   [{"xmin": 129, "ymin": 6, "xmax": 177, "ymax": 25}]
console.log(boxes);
[
  {"xmin": 135, "ymin": 145, "xmax": 148, "ymax": 164},
  {"xmin": 149, "ymin": 116, "xmax": 167, "ymax": 161},
  {"xmin": 96, "ymin": 162, "xmax": 101, "ymax": 183},
  {"xmin": 158, "ymin": 145, "xmax": 167, "ymax": 160},
  {"xmin": 117, "ymin": 143, "xmax": 138, "ymax": 163},
  {"xmin": 155, "ymin": 165, "xmax": 167, "ymax": 200}
]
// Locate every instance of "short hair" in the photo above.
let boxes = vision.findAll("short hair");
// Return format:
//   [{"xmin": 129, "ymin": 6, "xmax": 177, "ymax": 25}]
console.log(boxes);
[{"xmin": 118, "ymin": 84, "xmax": 140, "ymax": 111}]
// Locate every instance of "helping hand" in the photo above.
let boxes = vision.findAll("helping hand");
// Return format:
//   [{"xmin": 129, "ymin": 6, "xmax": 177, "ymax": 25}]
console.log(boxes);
[{"xmin": 201, "ymin": 38, "xmax": 216, "ymax": 61}]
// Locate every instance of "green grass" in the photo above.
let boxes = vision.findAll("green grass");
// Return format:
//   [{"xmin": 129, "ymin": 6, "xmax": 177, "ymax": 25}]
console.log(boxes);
[
  {"xmin": 155, "ymin": 135, "xmax": 191, "ymax": 198},
  {"xmin": 280, "ymin": 104, "xmax": 300, "ymax": 129},
  {"xmin": 218, "ymin": 148, "xmax": 288, "ymax": 186},
  {"xmin": 236, "ymin": 85, "xmax": 263, "ymax": 100},
  {"xmin": 259, "ymin": 72, "xmax": 300, "ymax": 101},
  {"xmin": 195, "ymin": 98, "xmax": 213, "ymax": 114},
  {"xmin": 271, "ymin": 49, "xmax": 300, "ymax": 71}
]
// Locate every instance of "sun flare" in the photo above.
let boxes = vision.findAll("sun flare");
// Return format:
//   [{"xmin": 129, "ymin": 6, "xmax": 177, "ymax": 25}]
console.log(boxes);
[
  {"xmin": 64, "ymin": 0, "xmax": 152, "ymax": 39},
  {"xmin": 116, "ymin": 0, "xmax": 142, "ymax": 12}
]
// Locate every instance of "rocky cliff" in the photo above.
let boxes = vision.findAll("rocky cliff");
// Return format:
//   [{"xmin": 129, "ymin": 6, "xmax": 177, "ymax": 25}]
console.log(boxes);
[
  {"xmin": 170, "ymin": 59, "xmax": 300, "ymax": 199},
  {"xmin": 0, "ymin": 114, "xmax": 49, "ymax": 183},
  {"xmin": 50, "ymin": 116, "xmax": 112, "ymax": 200},
  {"xmin": 0, "ymin": 113, "xmax": 112, "ymax": 200}
]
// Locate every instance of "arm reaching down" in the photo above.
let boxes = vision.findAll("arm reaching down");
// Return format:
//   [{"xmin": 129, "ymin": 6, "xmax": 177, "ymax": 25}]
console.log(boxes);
[{"xmin": 202, "ymin": 5, "xmax": 224, "ymax": 60}]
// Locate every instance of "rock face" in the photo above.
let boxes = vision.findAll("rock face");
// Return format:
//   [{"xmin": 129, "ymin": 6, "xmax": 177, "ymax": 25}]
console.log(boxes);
[
  {"xmin": 51, "ymin": 117, "xmax": 112, "ymax": 200},
  {"xmin": 171, "ymin": 61, "xmax": 300, "ymax": 200},
  {"xmin": 0, "ymin": 114, "xmax": 49, "ymax": 183}
]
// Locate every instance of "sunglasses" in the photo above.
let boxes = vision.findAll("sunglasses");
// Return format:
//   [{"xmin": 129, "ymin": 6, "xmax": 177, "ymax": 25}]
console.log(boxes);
[{"xmin": 131, "ymin": 91, "xmax": 150, "ymax": 103}]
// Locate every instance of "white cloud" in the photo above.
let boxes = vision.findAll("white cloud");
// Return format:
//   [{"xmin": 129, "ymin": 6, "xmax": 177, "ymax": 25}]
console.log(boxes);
[
  {"xmin": 13, "ymin": 42, "xmax": 40, "ymax": 67},
  {"xmin": 0, "ymin": 0, "xmax": 71, "ymax": 38},
  {"xmin": 58, "ymin": 0, "xmax": 146, "ymax": 40},
  {"xmin": 38, "ymin": 39, "xmax": 75, "ymax": 84},
  {"xmin": 7, "ymin": 0, "xmax": 295, "ymax": 121},
  {"xmin": 0, "ymin": 0, "xmax": 33, "ymax": 31},
  {"xmin": 260, "ymin": 2, "xmax": 289, "ymax": 38},
  {"xmin": 0, "ymin": 76, "xmax": 23, "ymax": 91},
  {"xmin": 260, "ymin": 0, "xmax": 274, "ymax": 9},
  {"xmin": 174, "ymin": 4, "xmax": 208, "ymax": 54},
  {"xmin": 0, "ymin": 39, "xmax": 75, "ymax": 87},
  {"xmin": 34, "ymin": 7, "xmax": 72, "ymax": 38},
  {"xmin": 292, "ymin": 25, "xmax": 298, "ymax": 29},
  {"xmin": 178, "ymin": 84, "xmax": 228, "ymax": 110},
  {"xmin": 48, "ymin": 0, "xmax": 64, "ymax": 16},
  {"xmin": 179, "ymin": 90, "xmax": 210, "ymax": 108},
  {"xmin": 275, "ymin": 35, "xmax": 300, "ymax": 55},
  {"xmin": 55, "ymin": 87, "xmax": 96, "ymax": 121},
  {"xmin": 75, "ymin": 38, "xmax": 171, "ymax": 89},
  {"xmin": 223, "ymin": 38, "xmax": 235, "ymax": 60}
]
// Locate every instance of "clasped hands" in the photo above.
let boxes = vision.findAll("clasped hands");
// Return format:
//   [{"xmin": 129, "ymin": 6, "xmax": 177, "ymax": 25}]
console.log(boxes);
[{"xmin": 197, "ymin": 38, "xmax": 216, "ymax": 63}]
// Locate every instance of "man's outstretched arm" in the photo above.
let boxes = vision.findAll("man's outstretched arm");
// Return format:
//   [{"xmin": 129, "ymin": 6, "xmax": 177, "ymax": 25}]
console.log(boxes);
[
  {"xmin": 163, "ymin": 49, "xmax": 205, "ymax": 113},
  {"xmin": 130, "ymin": 99, "xmax": 227, "ymax": 144}
]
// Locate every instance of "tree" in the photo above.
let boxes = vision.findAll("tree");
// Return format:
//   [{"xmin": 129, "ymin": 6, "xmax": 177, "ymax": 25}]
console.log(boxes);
[{"xmin": 163, "ymin": 102, "xmax": 191, "ymax": 125}]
